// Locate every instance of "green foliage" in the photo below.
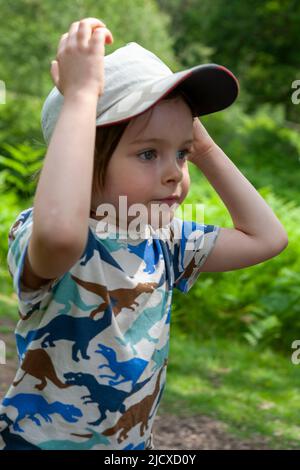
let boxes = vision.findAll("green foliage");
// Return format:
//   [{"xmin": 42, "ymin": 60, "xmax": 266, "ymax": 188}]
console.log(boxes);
[
  {"xmin": 201, "ymin": 103, "xmax": 300, "ymax": 205},
  {"xmin": 158, "ymin": 0, "xmax": 300, "ymax": 121},
  {"xmin": 0, "ymin": 92, "xmax": 44, "ymax": 146},
  {"xmin": 0, "ymin": 0, "xmax": 178, "ymax": 99},
  {"xmin": 0, "ymin": 0, "xmax": 178, "ymax": 153},
  {"xmin": 0, "ymin": 171, "xmax": 32, "ymax": 294},
  {"xmin": 0, "ymin": 142, "xmax": 43, "ymax": 198}
]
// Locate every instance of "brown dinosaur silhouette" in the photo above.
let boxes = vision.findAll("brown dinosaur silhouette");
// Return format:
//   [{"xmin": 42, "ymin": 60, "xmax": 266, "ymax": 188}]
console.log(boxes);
[
  {"xmin": 71, "ymin": 275, "xmax": 158, "ymax": 317},
  {"xmin": 13, "ymin": 348, "xmax": 71, "ymax": 390},
  {"xmin": 102, "ymin": 359, "xmax": 168, "ymax": 443},
  {"xmin": 175, "ymin": 247, "xmax": 205, "ymax": 285},
  {"xmin": 8, "ymin": 219, "xmax": 22, "ymax": 243}
]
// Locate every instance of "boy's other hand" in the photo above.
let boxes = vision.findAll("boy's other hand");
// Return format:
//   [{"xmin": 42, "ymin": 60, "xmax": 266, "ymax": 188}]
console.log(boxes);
[
  {"xmin": 50, "ymin": 17, "xmax": 114, "ymax": 99},
  {"xmin": 188, "ymin": 117, "xmax": 216, "ymax": 163}
]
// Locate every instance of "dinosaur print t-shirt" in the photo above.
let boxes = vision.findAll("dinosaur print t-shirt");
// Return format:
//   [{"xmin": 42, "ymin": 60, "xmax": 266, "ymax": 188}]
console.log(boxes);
[{"xmin": 0, "ymin": 207, "xmax": 220, "ymax": 450}]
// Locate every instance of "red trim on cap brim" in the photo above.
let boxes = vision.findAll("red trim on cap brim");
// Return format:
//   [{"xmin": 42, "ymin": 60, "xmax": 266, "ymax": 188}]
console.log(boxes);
[{"xmin": 217, "ymin": 65, "xmax": 240, "ymax": 93}]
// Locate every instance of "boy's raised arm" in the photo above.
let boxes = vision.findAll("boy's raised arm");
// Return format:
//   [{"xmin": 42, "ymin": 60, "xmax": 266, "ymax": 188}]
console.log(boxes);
[
  {"xmin": 32, "ymin": 18, "xmax": 112, "ymax": 252},
  {"xmin": 188, "ymin": 118, "xmax": 288, "ymax": 272}
]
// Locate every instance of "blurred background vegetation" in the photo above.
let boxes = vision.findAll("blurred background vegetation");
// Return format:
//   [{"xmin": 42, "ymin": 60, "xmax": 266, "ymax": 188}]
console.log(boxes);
[{"xmin": 0, "ymin": 0, "xmax": 299, "ymax": 448}]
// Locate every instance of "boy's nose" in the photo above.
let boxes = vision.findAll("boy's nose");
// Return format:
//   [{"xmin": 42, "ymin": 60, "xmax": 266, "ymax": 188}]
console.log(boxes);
[{"xmin": 161, "ymin": 158, "xmax": 183, "ymax": 184}]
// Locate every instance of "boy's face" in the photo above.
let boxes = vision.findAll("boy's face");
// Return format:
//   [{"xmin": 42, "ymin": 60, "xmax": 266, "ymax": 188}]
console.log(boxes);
[{"xmin": 92, "ymin": 96, "xmax": 193, "ymax": 229}]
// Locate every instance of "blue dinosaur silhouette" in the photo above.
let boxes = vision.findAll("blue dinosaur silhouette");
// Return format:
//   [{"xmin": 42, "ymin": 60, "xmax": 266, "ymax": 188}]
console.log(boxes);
[
  {"xmin": 2, "ymin": 394, "xmax": 82, "ymax": 433},
  {"xmin": 150, "ymin": 340, "xmax": 170, "ymax": 373},
  {"xmin": 16, "ymin": 330, "xmax": 39, "ymax": 360},
  {"xmin": 127, "ymin": 238, "xmax": 162, "ymax": 274},
  {"xmin": 51, "ymin": 272, "xmax": 99, "ymax": 315},
  {"xmin": 123, "ymin": 442, "xmax": 145, "ymax": 450},
  {"xmin": 95, "ymin": 343, "xmax": 148, "ymax": 386},
  {"xmin": 0, "ymin": 413, "xmax": 40, "ymax": 449},
  {"xmin": 15, "ymin": 306, "xmax": 112, "ymax": 362},
  {"xmin": 79, "ymin": 228, "xmax": 125, "ymax": 272},
  {"xmin": 115, "ymin": 287, "xmax": 169, "ymax": 354},
  {"xmin": 63, "ymin": 371, "xmax": 154, "ymax": 426}
]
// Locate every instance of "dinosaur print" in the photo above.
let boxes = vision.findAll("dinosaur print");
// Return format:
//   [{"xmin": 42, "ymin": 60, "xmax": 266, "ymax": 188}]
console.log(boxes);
[
  {"xmin": 51, "ymin": 272, "xmax": 99, "ymax": 315},
  {"xmin": 2, "ymin": 394, "xmax": 82, "ymax": 433},
  {"xmin": 99, "ymin": 235, "xmax": 127, "ymax": 252},
  {"xmin": 79, "ymin": 228, "xmax": 125, "ymax": 271},
  {"xmin": 63, "ymin": 371, "xmax": 154, "ymax": 426},
  {"xmin": 150, "ymin": 340, "xmax": 170, "ymax": 373},
  {"xmin": 95, "ymin": 343, "xmax": 148, "ymax": 386},
  {"xmin": 15, "ymin": 307, "xmax": 112, "ymax": 362},
  {"xmin": 0, "ymin": 414, "xmax": 40, "ymax": 450},
  {"xmin": 71, "ymin": 275, "xmax": 158, "ymax": 318},
  {"xmin": 126, "ymin": 238, "xmax": 162, "ymax": 274},
  {"xmin": 102, "ymin": 359, "xmax": 167, "ymax": 443},
  {"xmin": 174, "ymin": 247, "xmax": 204, "ymax": 286},
  {"xmin": 172, "ymin": 222, "xmax": 217, "ymax": 290},
  {"xmin": 17, "ymin": 302, "xmax": 45, "ymax": 322},
  {"xmin": 13, "ymin": 348, "xmax": 71, "ymax": 390},
  {"xmin": 123, "ymin": 442, "xmax": 146, "ymax": 450},
  {"xmin": 115, "ymin": 287, "xmax": 169, "ymax": 354},
  {"xmin": 4, "ymin": 207, "xmax": 218, "ymax": 449},
  {"xmin": 38, "ymin": 427, "xmax": 110, "ymax": 450}
]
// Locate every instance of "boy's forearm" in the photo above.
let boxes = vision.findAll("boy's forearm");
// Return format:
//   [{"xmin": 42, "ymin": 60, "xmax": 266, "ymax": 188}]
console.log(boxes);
[
  {"xmin": 33, "ymin": 91, "xmax": 98, "ymax": 248},
  {"xmin": 192, "ymin": 144, "xmax": 288, "ymax": 245}
]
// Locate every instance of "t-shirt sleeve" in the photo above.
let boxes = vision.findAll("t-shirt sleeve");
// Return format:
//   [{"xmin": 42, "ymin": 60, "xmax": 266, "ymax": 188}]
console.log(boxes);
[
  {"xmin": 6, "ymin": 208, "xmax": 60, "ymax": 317},
  {"xmin": 169, "ymin": 217, "xmax": 221, "ymax": 294}
]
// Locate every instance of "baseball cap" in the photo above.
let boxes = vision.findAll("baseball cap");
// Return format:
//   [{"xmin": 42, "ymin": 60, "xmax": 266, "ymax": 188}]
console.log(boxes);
[{"xmin": 41, "ymin": 42, "xmax": 239, "ymax": 146}]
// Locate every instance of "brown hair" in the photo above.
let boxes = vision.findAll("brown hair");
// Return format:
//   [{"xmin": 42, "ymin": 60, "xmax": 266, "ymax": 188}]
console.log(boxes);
[{"xmin": 32, "ymin": 87, "xmax": 197, "ymax": 197}]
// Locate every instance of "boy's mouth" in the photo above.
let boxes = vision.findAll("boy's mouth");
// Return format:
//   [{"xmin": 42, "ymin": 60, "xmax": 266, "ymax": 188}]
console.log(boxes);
[{"xmin": 151, "ymin": 198, "xmax": 180, "ymax": 207}]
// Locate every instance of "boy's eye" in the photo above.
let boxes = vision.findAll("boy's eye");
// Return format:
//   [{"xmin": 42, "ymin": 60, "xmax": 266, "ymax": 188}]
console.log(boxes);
[
  {"xmin": 177, "ymin": 149, "xmax": 191, "ymax": 160},
  {"xmin": 138, "ymin": 150, "xmax": 156, "ymax": 161},
  {"xmin": 137, "ymin": 149, "xmax": 191, "ymax": 161}
]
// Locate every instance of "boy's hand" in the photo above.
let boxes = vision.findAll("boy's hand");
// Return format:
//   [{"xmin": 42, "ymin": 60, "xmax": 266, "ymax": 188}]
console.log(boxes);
[
  {"xmin": 50, "ymin": 17, "xmax": 114, "ymax": 99},
  {"xmin": 188, "ymin": 117, "xmax": 216, "ymax": 163}
]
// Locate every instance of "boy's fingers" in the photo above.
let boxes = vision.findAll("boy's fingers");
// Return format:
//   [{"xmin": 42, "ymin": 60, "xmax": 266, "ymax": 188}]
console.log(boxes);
[
  {"xmin": 68, "ymin": 18, "xmax": 108, "ymax": 48},
  {"xmin": 79, "ymin": 17, "xmax": 106, "ymax": 28},
  {"xmin": 90, "ymin": 27, "xmax": 113, "ymax": 52},
  {"xmin": 77, "ymin": 21, "xmax": 90, "ymax": 48},
  {"xmin": 57, "ymin": 33, "xmax": 68, "ymax": 56},
  {"xmin": 89, "ymin": 28, "xmax": 105, "ymax": 55},
  {"xmin": 68, "ymin": 18, "xmax": 106, "ymax": 37}
]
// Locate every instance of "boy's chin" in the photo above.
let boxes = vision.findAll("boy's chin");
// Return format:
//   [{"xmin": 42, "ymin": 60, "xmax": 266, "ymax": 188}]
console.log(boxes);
[{"xmin": 147, "ymin": 208, "xmax": 176, "ymax": 230}]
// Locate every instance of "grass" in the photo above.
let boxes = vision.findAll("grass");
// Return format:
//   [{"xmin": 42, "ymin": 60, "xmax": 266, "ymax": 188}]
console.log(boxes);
[{"xmin": 159, "ymin": 327, "xmax": 300, "ymax": 449}]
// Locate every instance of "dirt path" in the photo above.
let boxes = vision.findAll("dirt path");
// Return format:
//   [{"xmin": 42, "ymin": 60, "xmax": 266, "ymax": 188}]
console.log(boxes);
[{"xmin": 0, "ymin": 319, "xmax": 271, "ymax": 450}]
